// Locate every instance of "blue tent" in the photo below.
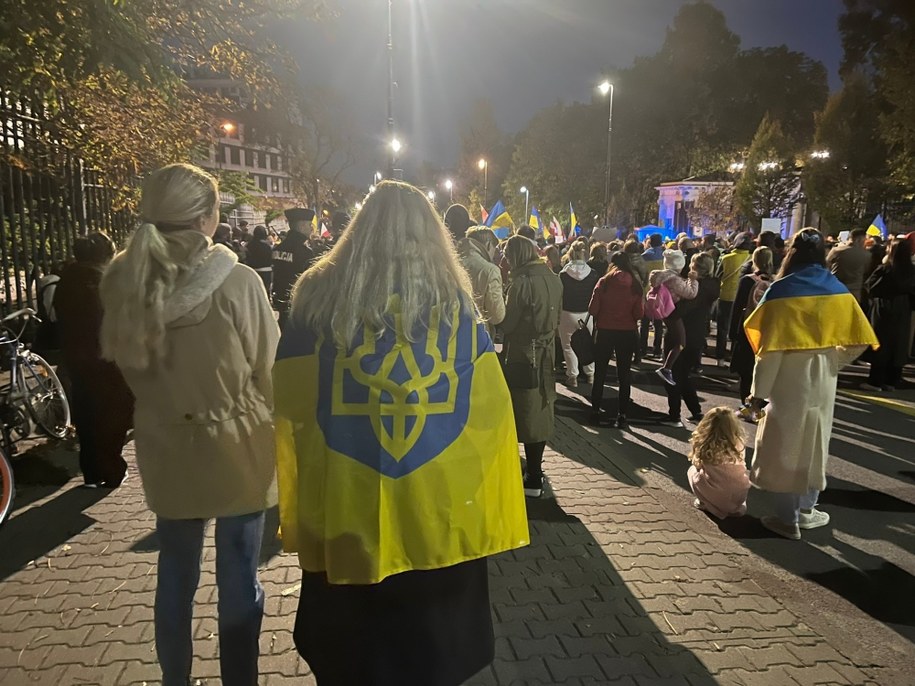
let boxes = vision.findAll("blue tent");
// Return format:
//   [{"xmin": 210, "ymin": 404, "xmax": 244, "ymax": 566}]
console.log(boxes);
[{"xmin": 633, "ymin": 225, "xmax": 677, "ymax": 243}]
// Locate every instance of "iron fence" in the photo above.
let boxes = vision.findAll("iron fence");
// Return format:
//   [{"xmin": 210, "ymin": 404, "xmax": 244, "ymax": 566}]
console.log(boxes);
[{"xmin": 0, "ymin": 92, "xmax": 134, "ymax": 313}]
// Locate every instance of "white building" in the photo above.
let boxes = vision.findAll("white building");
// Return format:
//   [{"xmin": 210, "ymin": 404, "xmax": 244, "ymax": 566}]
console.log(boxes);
[
  {"xmin": 656, "ymin": 174, "xmax": 811, "ymax": 237},
  {"xmin": 188, "ymin": 76, "xmax": 296, "ymax": 228}
]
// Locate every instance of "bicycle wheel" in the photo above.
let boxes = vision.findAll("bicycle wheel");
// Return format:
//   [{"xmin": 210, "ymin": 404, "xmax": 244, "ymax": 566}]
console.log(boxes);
[
  {"xmin": 17, "ymin": 352, "xmax": 71, "ymax": 439},
  {"xmin": 0, "ymin": 449, "xmax": 13, "ymax": 526}
]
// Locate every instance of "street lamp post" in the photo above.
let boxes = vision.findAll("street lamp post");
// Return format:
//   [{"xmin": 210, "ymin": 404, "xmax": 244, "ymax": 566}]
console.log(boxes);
[
  {"xmin": 445, "ymin": 179, "xmax": 453, "ymax": 203},
  {"xmin": 598, "ymin": 80, "xmax": 615, "ymax": 227},
  {"xmin": 427, "ymin": 190, "xmax": 436, "ymax": 204},
  {"xmin": 386, "ymin": 0, "xmax": 396, "ymax": 176},
  {"xmin": 390, "ymin": 137, "xmax": 402, "ymax": 179},
  {"xmin": 520, "ymin": 186, "xmax": 530, "ymax": 219},
  {"xmin": 478, "ymin": 158, "xmax": 488, "ymax": 207}
]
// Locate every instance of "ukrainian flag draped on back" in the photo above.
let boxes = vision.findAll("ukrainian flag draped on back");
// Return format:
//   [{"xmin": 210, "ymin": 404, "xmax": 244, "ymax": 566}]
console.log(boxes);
[
  {"xmin": 743, "ymin": 264, "xmax": 878, "ymax": 355},
  {"xmin": 274, "ymin": 300, "xmax": 530, "ymax": 585}
]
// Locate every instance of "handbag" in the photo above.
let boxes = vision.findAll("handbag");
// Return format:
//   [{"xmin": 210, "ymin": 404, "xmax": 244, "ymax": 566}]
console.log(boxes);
[
  {"xmin": 503, "ymin": 340, "xmax": 540, "ymax": 389},
  {"xmin": 570, "ymin": 314, "xmax": 595, "ymax": 366}
]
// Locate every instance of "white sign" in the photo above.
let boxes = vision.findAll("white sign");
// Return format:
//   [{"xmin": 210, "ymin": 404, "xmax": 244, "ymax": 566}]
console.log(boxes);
[
  {"xmin": 760, "ymin": 218, "xmax": 781, "ymax": 234},
  {"xmin": 838, "ymin": 231, "xmax": 850, "ymax": 243}
]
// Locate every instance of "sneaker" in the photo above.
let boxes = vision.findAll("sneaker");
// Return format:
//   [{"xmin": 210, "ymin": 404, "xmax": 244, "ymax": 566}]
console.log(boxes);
[
  {"xmin": 565, "ymin": 376, "xmax": 578, "ymax": 388},
  {"xmin": 859, "ymin": 382, "xmax": 882, "ymax": 392},
  {"xmin": 615, "ymin": 415, "xmax": 629, "ymax": 429},
  {"xmin": 80, "ymin": 482, "xmax": 103, "ymax": 489},
  {"xmin": 523, "ymin": 476, "xmax": 543, "ymax": 498},
  {"xmin": 687, "ymin": 412, "xmax": 704, "ymax": 423},
  {"xmin": 659, "ymin": 417, "xmax": 684, "ymax": 428},
  {"xmin": 655, "ymin": 368, "xmax": 676, "ymax": 386},
  {"xmin": 798, "ymin": 508, "xmax": 830, "ymax": 530},
  {"xmin": 761, "ymin": 516, "xmax": 801, "ymax": 540}
]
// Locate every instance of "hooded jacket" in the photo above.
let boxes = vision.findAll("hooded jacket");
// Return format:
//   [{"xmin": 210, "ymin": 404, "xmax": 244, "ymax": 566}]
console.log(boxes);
[
  {"xmin": 457, "ymin": 237, "xmax": 506, "ymax": 336},
  {"xmin": 109, "ymin": 237, "xmax": 280, "ymax": 519},
  {"xmin": 649, "ymin": 269, "xmax": 699, "ymax": 303},
  {"xmin": 559, "ymin": 261, "xmax": 600, "ymax": 312}
]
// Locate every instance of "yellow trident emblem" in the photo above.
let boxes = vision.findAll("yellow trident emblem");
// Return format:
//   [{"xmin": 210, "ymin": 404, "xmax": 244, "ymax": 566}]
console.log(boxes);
[{"xmin": 332, "ymin": 307, "xmax": 472, "ymax": 462}]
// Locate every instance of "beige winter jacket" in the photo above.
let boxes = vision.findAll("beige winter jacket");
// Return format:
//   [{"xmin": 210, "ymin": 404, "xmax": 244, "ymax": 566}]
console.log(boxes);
[
  {"xmin": 114, "ymin": 241, "xmax": 280, "ymax": 519},
  {"xmin": 457, "ymin": 237, "xmax": 506, "ymax": 337}
]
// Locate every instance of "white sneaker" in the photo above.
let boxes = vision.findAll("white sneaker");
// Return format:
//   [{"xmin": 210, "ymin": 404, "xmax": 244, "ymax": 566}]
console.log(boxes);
[
  {"xmin": 798, "ymin": 508, "xmax": 830, "ymax": 530},
  {"xmin": 761, "ymin": 516, "xmax": 801, "ymax": 540}
]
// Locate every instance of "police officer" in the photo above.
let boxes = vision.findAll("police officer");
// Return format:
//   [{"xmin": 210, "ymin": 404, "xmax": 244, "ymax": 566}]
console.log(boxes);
[{"xmin": 273, "ymin": 207, "xmax": 316, "ymax": 329}]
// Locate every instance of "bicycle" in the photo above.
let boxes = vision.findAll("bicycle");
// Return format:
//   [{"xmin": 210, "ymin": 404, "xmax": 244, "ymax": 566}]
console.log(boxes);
[{"xmin": 0, "ymin": 308, "xmax": 72, "ymax": 526}]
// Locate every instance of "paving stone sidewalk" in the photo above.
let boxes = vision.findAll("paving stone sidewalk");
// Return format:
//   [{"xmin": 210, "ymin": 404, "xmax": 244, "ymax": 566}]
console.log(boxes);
[{"xmin": 0, "ymin": 419, "xmax": 904, "ymax": 685}]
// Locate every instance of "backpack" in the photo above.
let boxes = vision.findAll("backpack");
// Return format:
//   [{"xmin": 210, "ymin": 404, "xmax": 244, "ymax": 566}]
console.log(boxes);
[
  {"xmin": 746, "ymin": 274, "xmax": 772, "ymax": 313},
  {"xmin": 645, "ymin": 282, "xmax": 675, "ymax": 320}
]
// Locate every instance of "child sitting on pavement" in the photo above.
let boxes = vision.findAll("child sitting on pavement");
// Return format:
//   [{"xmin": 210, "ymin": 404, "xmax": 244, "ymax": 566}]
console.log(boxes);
[
  {"xmin": 687, "ymin": 407, "xmax": 751, "ymax": 518},
  {"xmin": 648, "ymin": 249, "xmax": 698, "ymax": 386}
]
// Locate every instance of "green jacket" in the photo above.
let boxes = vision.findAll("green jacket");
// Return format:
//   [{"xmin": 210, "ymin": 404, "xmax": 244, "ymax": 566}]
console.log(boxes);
[{"xmin": 502, "ymin": 259, "xmax": 562, "ymax": 443}]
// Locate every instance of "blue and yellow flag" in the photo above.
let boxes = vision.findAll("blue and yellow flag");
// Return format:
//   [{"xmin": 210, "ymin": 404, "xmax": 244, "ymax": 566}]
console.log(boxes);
[
  {"xmin": 274, "ymin": 301, "xmax": 530, "ymax": 585},
  {"xmin": 570, "ymin": 203, "xmax": 581, "ymax": 237},
  {"xmin": 744, "ymin": 264, "xmax": 878, "ymax": 355},
  {"xmin": 529, "ymin": 206, "xmax": 546, "ymax": 238},
  {"xmin": 867, "ymin": 213, "xmax": 887, "ymax": 238},
  {"xmin": 485, "ymin": 200, "xmax": 514, "ymax": 239}
]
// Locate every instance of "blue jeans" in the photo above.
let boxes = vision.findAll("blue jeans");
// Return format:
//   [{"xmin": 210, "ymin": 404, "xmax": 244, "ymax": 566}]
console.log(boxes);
[
  {"xmin": 155, "ymin": 511, "xmax": 266, "ymax": 686},
  {"xmin": 773, "ymin": 489, "xmax": 820, "ymax": 526}
]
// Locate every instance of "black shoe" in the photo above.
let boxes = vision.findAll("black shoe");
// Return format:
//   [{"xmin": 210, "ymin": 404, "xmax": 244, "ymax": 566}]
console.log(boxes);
[
  {"xmin": 615, "ymin": 415, "xmax": 629, "ymax": 429},
  {"xmin": 687, "ymin": 412, "xmax": 704, "ymax": 423},
  {"xmin": 523, "ymin": 476, "xmax": 543, "ymax": 498}
]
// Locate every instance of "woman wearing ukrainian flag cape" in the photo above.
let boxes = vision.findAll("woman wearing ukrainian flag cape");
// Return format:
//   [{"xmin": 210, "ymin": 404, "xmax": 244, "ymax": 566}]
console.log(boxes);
[
  {"xmin": 743, "ymin": 228, "xmax": 878, "ymax": 540},
  {"xmin": 273, "ymin": 181, "xmax": 529, "ymax": 685}
]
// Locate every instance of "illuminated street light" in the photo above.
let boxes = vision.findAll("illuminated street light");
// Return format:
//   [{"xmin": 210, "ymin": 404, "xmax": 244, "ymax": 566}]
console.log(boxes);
[
  {"xmin": 369, "ymin": 184, "xmax": 376, "ymax": 194},
  {"xmin": 811, "ymin": 150, "xmax": 831, "ymax": 159},
  {"xmin": 374, "ymin": 171, "xmax": 383, "ymax": 182},
  {"xmin": 597, "ymin": 80, "xmax": 615, "ymax": 226},
  {"xmin": 391, "ymin": 138, "xmax": 402, "ymax": 154},
  {"xmin": 520, "ymin": 186, "xmax": 530, "ymax": 219},
  {"xmin": 478, "ymin": 158, "xmax": 488, "ymax": 206},
  {"xmin": 427, "ymin": 190, "xmax": 436, "ymax": 202},
  {"xmin": 220, "ymin": 122, "xmax": 235, "ymax": 135},
  {"xmin": 444, "ymin": 178, "xmax": 454, "ymax": 203}
]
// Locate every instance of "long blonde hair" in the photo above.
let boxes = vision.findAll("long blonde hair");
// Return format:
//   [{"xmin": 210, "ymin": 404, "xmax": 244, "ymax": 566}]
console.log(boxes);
[
  {"xmin": 688, "ymin": 407, "xmax": 745, "ymax": 467},
  {"xmin": 291, "ymin": 181, "xmax": 474, "ymax": 348},
  {"xmin": 100, "ymin": 163, "xmax": 218, "ymax": 369}
]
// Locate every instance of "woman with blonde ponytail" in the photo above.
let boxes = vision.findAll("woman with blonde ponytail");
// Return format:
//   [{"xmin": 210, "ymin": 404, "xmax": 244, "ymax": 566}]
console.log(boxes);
[{"xmin": 100, "ymin": 163, "xmax": 279, "ymax": 686}]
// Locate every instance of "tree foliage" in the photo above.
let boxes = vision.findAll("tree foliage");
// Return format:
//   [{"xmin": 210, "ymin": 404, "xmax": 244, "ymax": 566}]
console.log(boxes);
[
  {"xmin": 802, "ymin": 73, "xmax": 889, "ymax": 233},
  {"xmin": 734, "ymin": 115, "xmax": 801, "ymax": 227},
  {"xmin": 839, "ymin": 0, "xmax": 915, "ymax": 186},
  {"xmin": 0, "ymin": 0, "xmax": 326, "ymax": 182},
  {"xmin": 501, "ymin": 2, "xmax": 828, "ymax": 228},
  {"xmin": 691, "ymin": 185, "xmax": 740, "ymax": 235},
  {"xmin": 453, "ymin": 99, "xmax": 513, "ymax": 213}
]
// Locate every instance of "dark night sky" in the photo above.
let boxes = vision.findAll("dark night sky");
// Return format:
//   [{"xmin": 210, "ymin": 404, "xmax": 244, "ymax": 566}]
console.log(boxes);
[{"xmin": 278, "ymin": 0, "xmax": 845, "ymax": 181}]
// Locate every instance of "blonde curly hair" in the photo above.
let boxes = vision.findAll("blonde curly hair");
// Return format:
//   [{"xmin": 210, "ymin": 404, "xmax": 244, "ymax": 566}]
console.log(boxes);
[{"xmin": 688, "ymin": 406, "xmax": 745, "ymax": 468}]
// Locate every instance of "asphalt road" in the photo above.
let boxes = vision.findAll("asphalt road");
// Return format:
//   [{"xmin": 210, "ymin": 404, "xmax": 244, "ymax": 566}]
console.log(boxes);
[{"xmin": 552, "ymin": 348, "xmax": 915, "ymax": 675}]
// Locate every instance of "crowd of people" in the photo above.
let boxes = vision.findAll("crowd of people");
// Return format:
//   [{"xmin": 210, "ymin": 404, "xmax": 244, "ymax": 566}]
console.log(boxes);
[{"xmin": 38, "ymin": 165, "xmax": 913, "ymax": 685}]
